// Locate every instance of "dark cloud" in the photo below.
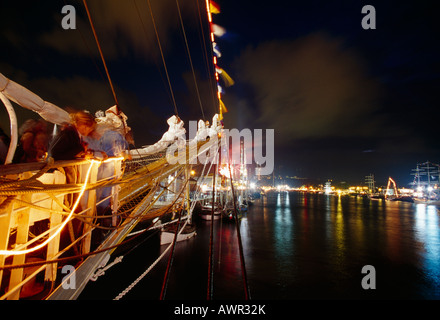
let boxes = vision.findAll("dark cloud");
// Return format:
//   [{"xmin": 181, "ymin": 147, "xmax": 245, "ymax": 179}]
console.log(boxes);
[
  {"xmin": 0, "ymin": 1, "xmax": 205, "ymax": 147},
  {"xmin": 2, "ymin": 1, "xmax": 439, "ymax": 184},
  {"xmin": 219, "ymin": 30, "xmax": 440, "ymax": 183},
  {"xmin": 231, "ymin": 33, "xmax": 382, "ymax": 144},
  {"xmin": 0, "ymin": 69, "xmax": 163, "ymax": 146},
  {"xmin": 39, "ymin": 0, "xmax": 199, "ymax": 62}
]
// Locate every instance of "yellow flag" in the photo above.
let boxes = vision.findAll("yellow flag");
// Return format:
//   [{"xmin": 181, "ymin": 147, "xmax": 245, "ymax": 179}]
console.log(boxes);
[
  {"xmin": 219, "ymin": 98, "xmax": 228, "ymax": 113},
  {"xmin": 216, "ymin": 67, "xmax": 235, "ymax": 87},
  {"xmin": 210, "ymin": 1, "xmax": 220, "ymax": 14}
]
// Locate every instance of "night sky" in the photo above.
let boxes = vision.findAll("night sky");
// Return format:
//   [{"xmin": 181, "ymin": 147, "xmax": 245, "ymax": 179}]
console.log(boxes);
[{"xmin": 1, "ymin": 0, "xmax": 439, "ymax": 186}]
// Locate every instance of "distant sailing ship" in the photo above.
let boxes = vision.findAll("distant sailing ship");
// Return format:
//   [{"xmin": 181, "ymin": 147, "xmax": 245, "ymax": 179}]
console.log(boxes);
[{"xmin": 410, "ymin": 161, "xmax": 440, "ymax": 205}]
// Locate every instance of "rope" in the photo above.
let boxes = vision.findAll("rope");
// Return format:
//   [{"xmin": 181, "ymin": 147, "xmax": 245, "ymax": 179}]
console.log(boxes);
[
  {"xmin": 146, "ymin": 0, "xmax": 179, "ymax": 117},
  {"xmin": 176, "ymin": 0, "xmax": 206, "ymax": 121},
  {"xmin": 113, "ymin": 180, "xmax": 190, "ymax": 300},
  {"xmin": 0, "ymin": 176, "xmax": 118, "ymax": 196},
  {"xmin": 0, "ymin": 169, "xmax": 190, "ymax": 271},
  {"xmin": 0, "ymin": 158, "xmax": 126, "ymax": 256},
  {"xmin": 0, "ymin": 177, "xmax": 185, "ymax": 272},
  {"xmin": 113, "ymin": 227, "xmax": 175, "ymax": 300},
  {"xmin": 0, "ymin": 161, "xmax": 95, "ymax": 256},
  {"xmin": 0, "ymin": 158, "xmax": 54, "ymax": 190},
  {"xmin": 82, "ymin": 0, "xmax": 119, "ymax": 108},
  {"xmin": 0, "ymin": 219, "xmax": 153, "ymax": 272},
  {"xmin": 60, "ymin": 0, "xmax": 112, "ymax": 99},
  {"xmin": 228, "ymin": 158, "xmax": 251, "ymax": 300},
  {"xmin": 0, "ymin": 157, "xmax": 129, "ymax": 197},
  {"xmin": 159, "ymin": 181, "xmax": 187, "ymax": 300},
  {"xmin": 0, "ymin": 138, "xmax": 220, "ymax": 295},
  {"xmin": 113, "ymin": 150, "xmax": 215, "ymax": 300},
  {"xmin": 131, "ymin": 1, "xmax": 172, "ymax": 114},
  {"xmin": 207, "ymin": 148, "xmax": 219, "ymax": 299}
]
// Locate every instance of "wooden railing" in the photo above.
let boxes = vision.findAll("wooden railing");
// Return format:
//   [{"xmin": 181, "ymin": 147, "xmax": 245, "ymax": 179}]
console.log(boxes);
[
  {"xmin": 0, "ymin": 138, "xmax": 219, "ymax": 299},
  {"xmin": 0, "ymin": 158, "xmax": 122, "ymax": 299}
]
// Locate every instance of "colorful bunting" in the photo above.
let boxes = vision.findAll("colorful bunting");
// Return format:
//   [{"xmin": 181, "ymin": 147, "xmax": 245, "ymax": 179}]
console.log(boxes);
[
  {"xmin": 219, "ymin": 99, "xmax": 228, "ymax": 120},
  {"xmin": 213, "ymin": 42, "xmax": 221, "ymax": 57},
  {"xmin": 206, "ymin": 1, "xmax": 233, "ymax": 120},
  {"xmin": 216, "ymin": 67, "xmax": 235, "ymax": 87},
  {"xmin": 219, "ymin": 98, "xmax": 228, "ymax": 113}
]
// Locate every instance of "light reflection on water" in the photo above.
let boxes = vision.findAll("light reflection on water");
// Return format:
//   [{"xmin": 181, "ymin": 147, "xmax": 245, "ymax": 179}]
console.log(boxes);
[
  {"xmin": 80, "ymin": 190, "xmax": 440, "ymax": 300},
  {"xmin": 274, "ymin": 192, "xmax": 294, "ymax": 274},
  {"xmin": 245, "ymin": 191, "xmax": 440, "ymax": 299},
  {"xmin": 414, "ymin": 204, "xmax": 440, "ymax": 296}
]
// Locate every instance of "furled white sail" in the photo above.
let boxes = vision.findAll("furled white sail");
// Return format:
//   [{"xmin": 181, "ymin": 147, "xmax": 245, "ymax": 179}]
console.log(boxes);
[
  {"xmin": 129, "ymin": 115, "xmax": 186, "ymax": 157},
  {"xmin": 0, "ymin": 73, "xmax": 70, "ymax": 125},
  {"xmin": 130, "ymin": 114, "xmax": 222, "ymax": 158}
]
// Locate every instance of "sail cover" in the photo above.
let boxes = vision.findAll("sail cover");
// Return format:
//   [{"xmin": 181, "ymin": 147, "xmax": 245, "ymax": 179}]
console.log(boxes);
[{"xmin": 0, "ymin": 73, "xmax": 70, "ymax": 125}]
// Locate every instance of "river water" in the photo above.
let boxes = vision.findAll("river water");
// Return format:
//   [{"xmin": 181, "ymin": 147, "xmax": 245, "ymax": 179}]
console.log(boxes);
[{"xmin": 80, "ymin": 191, "xmax": 440, "ymax": 300}]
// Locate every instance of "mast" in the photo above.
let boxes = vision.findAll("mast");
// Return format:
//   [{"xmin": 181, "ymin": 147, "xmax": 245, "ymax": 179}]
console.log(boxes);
[
  {"xmin": 411, "ymin": 161, "xmax": 440, "ymax": 198},
  {"xmin": 240, "ymin": 140, "xmax": 244, "ymax": 203}
]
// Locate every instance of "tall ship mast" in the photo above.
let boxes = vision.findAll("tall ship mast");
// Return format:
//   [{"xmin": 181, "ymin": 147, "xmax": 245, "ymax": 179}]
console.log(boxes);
[{"xmin": 0, "ymin": 0, "xmax": 235, "ymax": 300}]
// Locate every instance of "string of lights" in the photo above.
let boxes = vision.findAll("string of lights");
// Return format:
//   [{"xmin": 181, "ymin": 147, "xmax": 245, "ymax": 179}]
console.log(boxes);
[{"xmin": 0, "ymin": 157, "xmax": 124, "ymax": 257}]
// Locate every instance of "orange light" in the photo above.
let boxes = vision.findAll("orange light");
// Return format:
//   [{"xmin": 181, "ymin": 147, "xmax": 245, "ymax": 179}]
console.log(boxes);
[
  {"xmin": 206, "ymin": 0, "xmax": 212, "ymax": 22},
  {"xmin": 219, "ymin": 166, "xmax": 231, "ymax": 178},
  {"xmin": 0, "ymin": 160, "xmax": 96, "ymax": 256},
  {"xmin": 0, "ymin": 157, "xmax": 124, "ymax": 257}
]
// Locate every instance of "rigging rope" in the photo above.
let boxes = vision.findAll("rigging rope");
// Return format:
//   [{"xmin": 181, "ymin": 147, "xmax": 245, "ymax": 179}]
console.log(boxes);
[
  {"xmin": 114, "ymin": 181, "xmax": 190, "ymax": 300},
  {"xmin": 113, "ymin": 148, "xmax": 216, "ymax": 300},
  {"xmin": 159, "ymin": 179, "xmax": 188, "ymax": 300},
  {"xmin": 82, "ymin": 0, "xmax": 119, "ymax": 108},
  {"xmin": 207, "ymin": 147, "xmax": 219, "ymax": 299},
  {"xmin": 0, "ymin": 165, "xmax": 186, "ymax": 272},
  {"xmin": 176, "ymin": 0, "xmax": 206, "ymax": 121},
  {"xmin": 228, "ymin": 157, "xmax": 251, "ymax": 300},
  {"xmin": 0, "ymin": 160, "xmax": 94, "ymax": 256},
  {"xmin": 61, "ymin": 0, "xmax": 112, "ymax": 101},
  {"xmin": 145, "ymin": 0, "xmax": 180, "ymax": 117}
]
